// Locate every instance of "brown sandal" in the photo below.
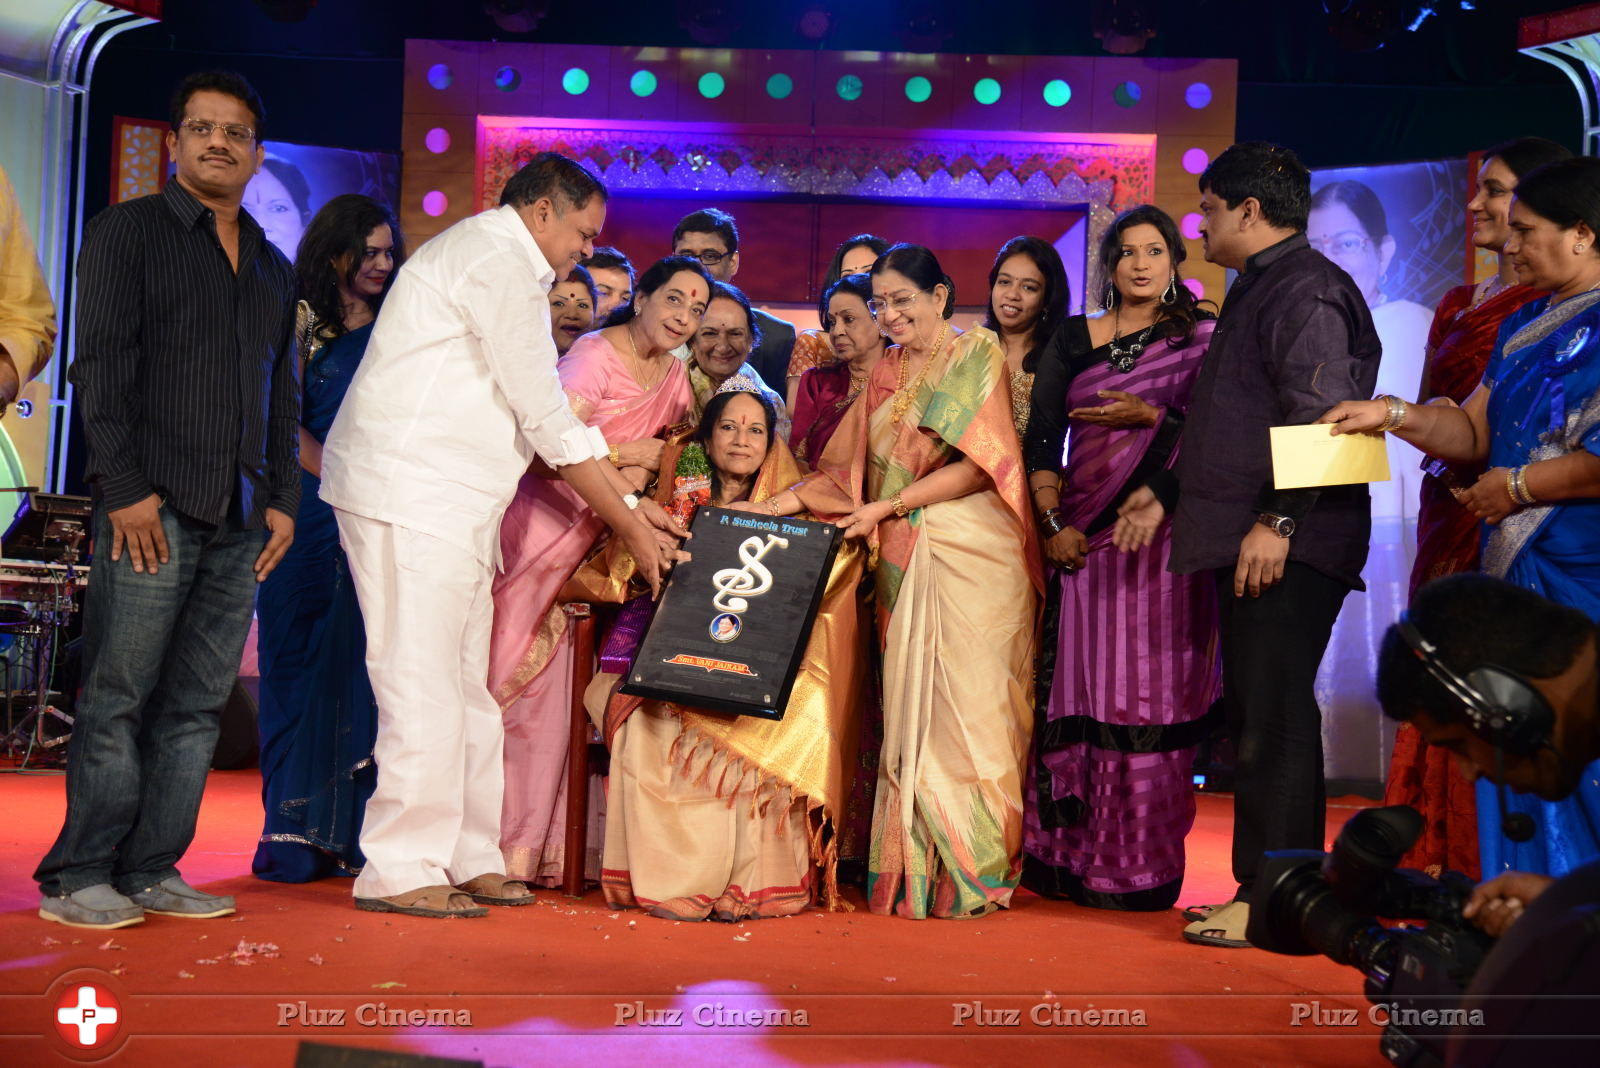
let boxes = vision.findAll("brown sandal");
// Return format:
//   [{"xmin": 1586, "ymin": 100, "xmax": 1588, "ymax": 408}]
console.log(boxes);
[
  {"xmin": 1181, "ymin": 900, "xmax": 1252, "ymax": 948},
  {"xmin": 355, "ymin": 884, "xmax": 489, "ymax": 918},
  {"xmin": 456, "ymin": 873, "xmax": 536, "ymax": 906},
  {"xmin": 1180, "ymin": 901, "xmax": 1229, "ymax": 924}
]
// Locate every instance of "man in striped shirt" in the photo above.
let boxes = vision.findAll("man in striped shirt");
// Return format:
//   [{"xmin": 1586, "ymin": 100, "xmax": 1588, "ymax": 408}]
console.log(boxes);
[{"xmin": 36, "ymin": 71, "xmax": 299, "ymax": 930}]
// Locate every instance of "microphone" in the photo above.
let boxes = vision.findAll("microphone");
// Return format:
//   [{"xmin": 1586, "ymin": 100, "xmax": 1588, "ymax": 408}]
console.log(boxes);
[{"xmin": 1494, "ymin": 747, "xmax": 1537, "ymax": 844}]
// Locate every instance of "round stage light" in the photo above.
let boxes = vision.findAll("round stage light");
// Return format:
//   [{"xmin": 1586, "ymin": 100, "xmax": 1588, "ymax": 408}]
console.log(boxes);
[
  {"xmin": 494, "ymin": 66, "xmax": 521, "ymax": 93},
  {"xmin": 1113, "ymin": 80, "xmax": 1141, "ymax": 108},
  {"xmin": 423, "ymin": 191, "xmax": 448, "ymax": 217},
  {"xmin": 562, "ymin": 67, "xmax": 590, "ymax": 96},
  {"xmin": 1182, "ymin": 148, "xmax": 1209, "ymax": 175},
  {"xmin": 973, "ymin": 78, "xmax": 1002, "ymax": 105},
  {"xmin": 1185, "ymin": 278, "xmax": 1205, "ymax": 302},
  {"xmin": 836, "ymin": 74, "xmax": 863, "ymax": 101},
  {"xmin": 905, "ymin": 76, "xmax": 932, "ymax": 103},
  {"xmin": 767, "ymin": 73, "xmax": 794, "ymax": 99},
  {"xmin": 426, "ymin": 64, "xmax": 452, "ymax": 91},
  {"xmin": 698, "ymin": 72, "xmax": 726, "ymax": 99},
  {"xmin": 630, "ymin": 70, "xmax": 658, "ymax": 98},
  {"xmin": 1181, "ymin": 212, "xmax": 1202, "ymax": 241},
  {"xmin": 1043, "ymin": 79, "xmax": 1072, "ymax": 107},
  {"xmin": 425, "ymin": 127, "xmax": 451, "ymax": 155},
  {"xmin": 1186, "ymin": 81, "xmax": 1213, "ymax": 109}
]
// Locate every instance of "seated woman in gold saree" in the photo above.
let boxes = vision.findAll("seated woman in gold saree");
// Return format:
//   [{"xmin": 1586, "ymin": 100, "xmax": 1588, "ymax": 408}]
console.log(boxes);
[
  {"xmin": 569, "ymin": 378, "xmax": 868, "ymax": 921},
  {"xmin": 763, "ymin": 243, "xmax": 1042, "ymax": 919}
]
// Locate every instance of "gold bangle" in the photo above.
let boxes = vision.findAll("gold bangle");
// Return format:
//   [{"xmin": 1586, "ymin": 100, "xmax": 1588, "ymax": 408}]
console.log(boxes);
[
  {"xmin": 767, "ymin": 495, "xmax": 782, "ymax": 515},
  {"xmin": 1511, "ymin": 466, "xmax": 1537, "ymax": 507},
  {"xmin": 891, "ymin": 492, "xmax": 910, "ymax": 518}
]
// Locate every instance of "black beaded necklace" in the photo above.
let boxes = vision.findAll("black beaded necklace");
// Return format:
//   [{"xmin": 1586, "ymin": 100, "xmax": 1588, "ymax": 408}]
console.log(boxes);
[{"xmin": 1107, "ymin": 305, "xmax": 1156, "ymax": 373}]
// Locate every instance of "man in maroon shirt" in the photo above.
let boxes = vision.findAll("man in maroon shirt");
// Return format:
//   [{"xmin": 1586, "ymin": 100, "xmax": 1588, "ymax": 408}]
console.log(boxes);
[{"xmin": 1117, "ymin": 142, "xmax": 1381, "ymax": 947}]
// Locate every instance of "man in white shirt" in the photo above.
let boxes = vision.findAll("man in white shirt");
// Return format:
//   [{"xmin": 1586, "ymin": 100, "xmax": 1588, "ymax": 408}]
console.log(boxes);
[{"xmin": 321, "ymin": 153, "xmax": 679, "ymax": 917}]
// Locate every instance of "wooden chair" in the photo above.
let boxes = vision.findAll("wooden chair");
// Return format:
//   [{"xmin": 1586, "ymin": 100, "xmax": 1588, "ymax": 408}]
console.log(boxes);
[{"xmin": 561, "ymin": 603, "xmax": 598, "ymax": 897}]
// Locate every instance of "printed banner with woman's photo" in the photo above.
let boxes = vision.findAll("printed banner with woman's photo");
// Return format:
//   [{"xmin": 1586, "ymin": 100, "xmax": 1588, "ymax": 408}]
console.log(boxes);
[{"xmin": 1306, "ymin": 158, "xmax": 1468, "ymax": 785}]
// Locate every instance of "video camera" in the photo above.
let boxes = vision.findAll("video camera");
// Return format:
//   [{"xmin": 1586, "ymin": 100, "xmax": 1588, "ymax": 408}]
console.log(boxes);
[{"xmin": 1246, "ymin": 804, "xmax": 1494, "ymax": 1068}]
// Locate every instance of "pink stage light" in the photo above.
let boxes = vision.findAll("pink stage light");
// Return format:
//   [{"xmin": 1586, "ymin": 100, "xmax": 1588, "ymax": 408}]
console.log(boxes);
[
  {"xmin": 1181, "ymin": 148, "xmax": 1209, "ymax": 175},
  {"xmin": 1181, "ymin": 212, "xmax": 1202, "ymax": 240},
  {"xmin": 425, "ymin": 128, "xmax": 451, "ymax": 154},
  {"xmin": 1185, "ymin": 277, "xmax": 1205, "ymax": 301},
  {"xmin": 423, "ymin": 191, "xmax": 448, "ymax": 217}
]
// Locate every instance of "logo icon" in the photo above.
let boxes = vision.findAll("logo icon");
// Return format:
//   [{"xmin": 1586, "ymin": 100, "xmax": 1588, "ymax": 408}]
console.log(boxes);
[
  {"xmin": 55, "ymin": 982, "xmax": 121, "ymax": 1049},
  {"xmin": 710, "ymin": 533, "xmax": 788, "ymax": 614}
]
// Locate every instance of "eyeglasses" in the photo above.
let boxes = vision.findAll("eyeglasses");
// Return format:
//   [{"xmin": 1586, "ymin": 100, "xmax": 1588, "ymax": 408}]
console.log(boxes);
[
  {"xmin": 866, "ymin": 292, "xmax": 923, "ymax": 317},
  {"xmin": 179, "ymin": 118, "xmax": 256, "ymax": 144},
  {"xmin": 678, "ymin": 248, "xmax": 729, "ymax": 266},
  {"xmin": 1309, "ymin": 232, "xmax": 1372, "ymax": 257}
]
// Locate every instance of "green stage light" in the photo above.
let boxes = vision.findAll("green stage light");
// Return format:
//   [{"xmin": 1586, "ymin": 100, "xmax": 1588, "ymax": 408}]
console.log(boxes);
[{"xmin": 698, "ymin": 72, "xmax": 726, "ymax": 99}]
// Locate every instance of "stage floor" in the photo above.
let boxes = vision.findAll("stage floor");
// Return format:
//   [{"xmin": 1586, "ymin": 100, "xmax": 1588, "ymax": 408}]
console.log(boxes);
[{"xmin": 0, "ymin": 765, "xmax": 1389, "ymax": 1066}]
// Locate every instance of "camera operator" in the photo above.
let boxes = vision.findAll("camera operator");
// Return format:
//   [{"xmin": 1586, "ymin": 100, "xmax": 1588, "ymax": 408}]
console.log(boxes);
[{"xmin": 1375, "ymin": 572, "xmax": 1600, "ymax": 1065}]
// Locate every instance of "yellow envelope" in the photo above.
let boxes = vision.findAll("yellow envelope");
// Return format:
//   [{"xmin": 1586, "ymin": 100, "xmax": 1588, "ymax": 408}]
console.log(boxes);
[{"xmin": 1269, "ymin": 424, "xmax": 1391, "ymax": 489}]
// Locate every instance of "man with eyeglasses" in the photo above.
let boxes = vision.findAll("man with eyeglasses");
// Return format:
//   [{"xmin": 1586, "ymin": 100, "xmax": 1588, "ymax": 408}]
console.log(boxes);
[
  {"xmin": 37, "ymin": 71, "xmax": 299, "ymax": 929},
  {"xmin": 670, "ymin": 208, "xmax": 795, "ymax": 390}
]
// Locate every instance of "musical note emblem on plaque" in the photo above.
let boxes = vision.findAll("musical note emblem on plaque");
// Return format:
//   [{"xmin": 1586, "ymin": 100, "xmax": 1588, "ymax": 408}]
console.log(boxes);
[{"xmin": 622, "ymin": 508, "xmax": 841, "ymax": 720}]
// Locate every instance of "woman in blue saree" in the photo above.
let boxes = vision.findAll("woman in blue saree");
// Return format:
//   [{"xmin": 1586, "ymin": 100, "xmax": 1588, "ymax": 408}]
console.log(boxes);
[
  {"xmin": 1322, "ymin": 156, "xmax": 1600, "ymax": 879},
  {"xmin": 253, "ymin": 195, "xmax": 404, "ymax": 882}
]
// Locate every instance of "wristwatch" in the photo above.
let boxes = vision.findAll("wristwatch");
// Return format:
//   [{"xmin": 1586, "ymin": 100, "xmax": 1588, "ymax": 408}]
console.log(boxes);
[
  {"xmin": 1257, "ymin": 512, "xmax": 1295, "ymax": 538},
  {"xmin": 623, "ymin": 493, "xmax": 641, "ymax": 511}
]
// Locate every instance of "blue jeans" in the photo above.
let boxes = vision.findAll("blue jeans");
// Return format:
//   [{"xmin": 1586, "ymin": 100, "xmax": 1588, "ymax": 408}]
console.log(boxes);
[{"xmin": 34, "ymin": 506, "xmax": 264, "ymax": 896}]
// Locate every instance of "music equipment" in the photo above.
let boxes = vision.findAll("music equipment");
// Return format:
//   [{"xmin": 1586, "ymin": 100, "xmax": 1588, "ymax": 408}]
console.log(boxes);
[
  {"xmin": 2, "ymin": 492, "xmax": 91, "ymax": 563},
  {"xmin": 0, "ymin": 561, "xmax": 90, "ymax": 604},
  {"xmin": 0, "ymin": 492, "xmax": 90, "ymax": 764}
]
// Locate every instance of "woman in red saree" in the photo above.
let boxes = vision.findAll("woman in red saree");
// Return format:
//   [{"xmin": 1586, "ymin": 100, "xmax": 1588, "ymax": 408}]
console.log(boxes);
[{"xmin": 1382, "ymin": 136, "xmax": 1569, "ymax": 879}]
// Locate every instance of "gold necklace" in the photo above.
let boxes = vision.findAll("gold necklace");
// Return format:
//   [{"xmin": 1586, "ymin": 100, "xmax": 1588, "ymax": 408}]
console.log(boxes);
[
  {"xmin": 624, "ymin": 325, "xmax": 663, "ymax": 391},
  {"xmin": 890, "ymin": 322, "xmax": 949, "ymax": 425}
]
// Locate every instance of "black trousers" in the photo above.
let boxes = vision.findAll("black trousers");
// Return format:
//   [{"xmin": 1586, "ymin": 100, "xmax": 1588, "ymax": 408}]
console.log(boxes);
[{"xmin": 1213, "ymin": 562, "xmax": 1349, "ymax": 903}]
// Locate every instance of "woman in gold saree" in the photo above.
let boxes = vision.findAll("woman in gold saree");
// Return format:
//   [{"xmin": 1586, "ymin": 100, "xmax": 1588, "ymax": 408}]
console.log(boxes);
[
  {"xmin": 572, "ymin": 380, "xmax": 868, "ymax": 920},
  {"xmin": 765, "ymin": 244, "xmax": 1042, "ymax": 918}
]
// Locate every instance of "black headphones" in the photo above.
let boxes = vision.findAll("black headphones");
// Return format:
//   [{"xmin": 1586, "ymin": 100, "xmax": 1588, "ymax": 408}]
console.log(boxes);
[{"xmin": 1395, "ymin": 611, "xmax": 1556, "ymax": 758}]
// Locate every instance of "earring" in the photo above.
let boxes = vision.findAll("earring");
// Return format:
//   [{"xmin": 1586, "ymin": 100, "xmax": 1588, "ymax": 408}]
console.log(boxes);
[
  {"xmin": 1577, "ymin": 244, "xmax": 1587, "ymax": 254},
  {"xmin": 1101, "ymin": 281, "xmax": 1116, "ymax": 312},
  {"xmin": 1162, "ymin": 276, "xmax": 1179, "ymax": 305}
]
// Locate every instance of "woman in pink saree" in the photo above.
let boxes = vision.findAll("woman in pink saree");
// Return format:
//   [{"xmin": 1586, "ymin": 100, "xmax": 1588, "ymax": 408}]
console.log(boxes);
[{"xmin": 490, "ymin": 256, "xmax": 712, "ymax": 884}]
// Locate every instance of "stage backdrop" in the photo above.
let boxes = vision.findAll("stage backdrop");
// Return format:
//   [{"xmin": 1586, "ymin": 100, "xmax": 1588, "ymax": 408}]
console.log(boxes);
[
  {"xmin": 403, "ymin": 42, "xmax": 1239, "ymax": 319},
  {"xmin": 244, "ymin": 142, "xmax": 401, "ymax": 261},
  {"xmin": 1306, "ymin": 157, "xmax": 1468, "ymax": 790}
]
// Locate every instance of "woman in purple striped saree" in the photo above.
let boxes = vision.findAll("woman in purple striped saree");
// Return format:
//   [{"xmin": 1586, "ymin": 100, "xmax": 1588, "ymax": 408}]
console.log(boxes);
[{"xmin": 1021, "ymin": 206, "xmax": 1222, "ymax": 910}]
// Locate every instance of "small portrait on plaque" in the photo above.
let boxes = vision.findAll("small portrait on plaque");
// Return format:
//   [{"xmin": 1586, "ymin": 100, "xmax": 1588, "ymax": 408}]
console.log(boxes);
[
  {"xmin": 708, "ymin": 612, "xmax": 742, "ymax": 643},
  {"xmin": 621, "ymin": 506, "xmax": 842, "ymax": 720}
]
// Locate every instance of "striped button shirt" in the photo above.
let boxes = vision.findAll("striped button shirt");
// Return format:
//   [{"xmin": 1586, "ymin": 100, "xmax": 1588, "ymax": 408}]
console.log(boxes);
[{"xmin": 70, "ymin": 178, "xmax": 300, "ymax": 527}]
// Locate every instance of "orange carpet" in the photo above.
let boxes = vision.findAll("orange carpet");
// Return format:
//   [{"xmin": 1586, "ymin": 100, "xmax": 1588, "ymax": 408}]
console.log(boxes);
[{"xmin": 0, "ymin": 765, "xmax": 1388, "ymax": 1066}]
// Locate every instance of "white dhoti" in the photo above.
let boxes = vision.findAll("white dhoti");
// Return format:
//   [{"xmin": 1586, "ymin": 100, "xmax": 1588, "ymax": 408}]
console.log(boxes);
[{"xmin": 336, "ymin": 509, "xmax": 506, "ymax": 899}]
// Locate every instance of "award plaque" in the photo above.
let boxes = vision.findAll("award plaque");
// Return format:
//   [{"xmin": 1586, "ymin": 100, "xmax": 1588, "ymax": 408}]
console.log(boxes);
[{"xmin": 620, "ymin": 506, "xmax": 842, "ymax": 720}]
